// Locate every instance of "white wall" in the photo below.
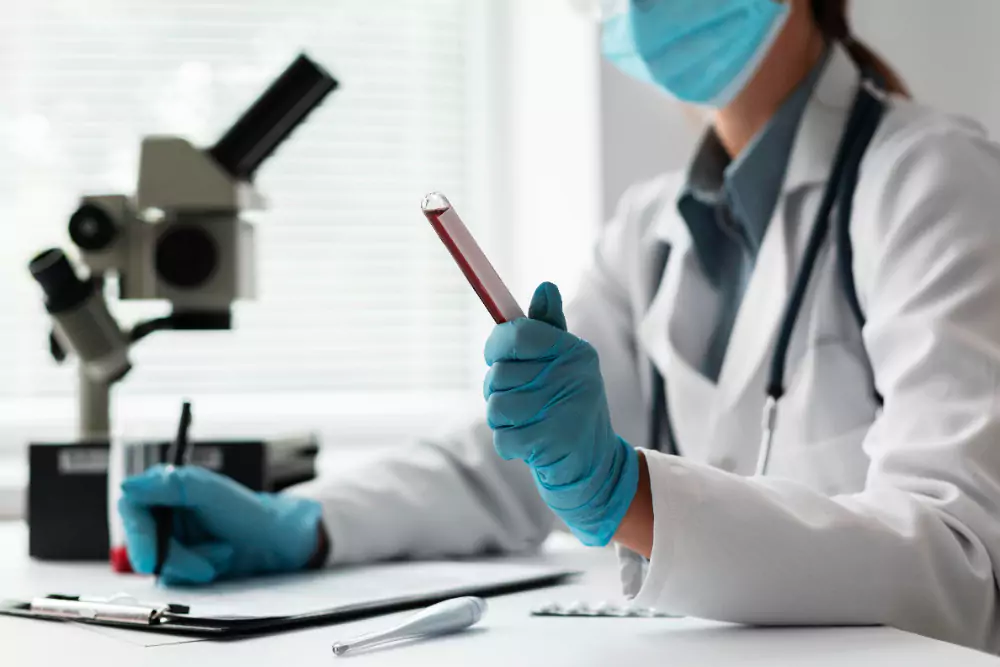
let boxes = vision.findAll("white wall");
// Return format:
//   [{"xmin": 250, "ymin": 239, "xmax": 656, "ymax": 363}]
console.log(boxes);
[
  {"xmin": 600, "ymin": 0, "xmax": 1000, "ymax": 218},
  {"xmin": 600, "ymin": 59, "xmax": 698, "ymax": 219},
  {"xmin": 852, "ymin": 1, "xmax": 1000, "ymax": 134},
  {"xmin": 502, "ymin": 1, "xmax": 602, "ymax": 302}
]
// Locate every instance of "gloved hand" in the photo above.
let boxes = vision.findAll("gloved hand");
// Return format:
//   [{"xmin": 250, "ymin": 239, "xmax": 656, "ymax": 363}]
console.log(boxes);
[
  {"xmin": 118, "ymin": 465, "xmax": 325, "ymax": 586},
  {"xmin": 484, "ymin": 282, "xmax": 639, "ymax": 547}
]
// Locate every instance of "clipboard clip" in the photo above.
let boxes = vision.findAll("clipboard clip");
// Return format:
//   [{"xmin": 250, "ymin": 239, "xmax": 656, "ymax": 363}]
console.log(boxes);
[{"xmin": 27, "ymin": 594, "xmax": 190, "ymax": 626}]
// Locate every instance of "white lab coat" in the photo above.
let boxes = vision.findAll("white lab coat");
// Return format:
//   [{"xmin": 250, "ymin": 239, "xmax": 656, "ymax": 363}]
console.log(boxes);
[{"xmin": 291, "ymin": 45, "xmax": 1000, "ymax": 652}]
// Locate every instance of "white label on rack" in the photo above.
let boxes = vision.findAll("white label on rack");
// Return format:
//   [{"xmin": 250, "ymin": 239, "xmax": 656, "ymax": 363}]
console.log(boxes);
[
  {"xmin": 57, "ymin": 448, "xmax": 110, "ymax": 475},
  {"xmin": 190, "ymin": 447, "xmax": 223, "ymax": 470}
]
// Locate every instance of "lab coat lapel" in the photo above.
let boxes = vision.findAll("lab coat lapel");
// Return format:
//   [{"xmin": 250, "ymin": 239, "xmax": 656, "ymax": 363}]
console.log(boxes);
[
  {"xmin": 638, "ymin": 235, "xmax": 721, "ymax": 457},
  {"xmin": 716, "ymin": 45, "xmax": 862, "ymax": 407},
  {"xmin": 635, "ymin": 180, "xmax": 719, "ymax": 380},
  {"xmin": 638, "ymin": 207, "xmax": 687, "ymax": 381}
]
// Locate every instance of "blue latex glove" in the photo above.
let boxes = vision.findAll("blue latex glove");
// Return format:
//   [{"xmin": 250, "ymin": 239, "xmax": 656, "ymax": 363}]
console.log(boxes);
[
  {"xmin": 484, "ymin": 282, "xmax": 639, "ymax": 546},
  {"xmin": 118, "ymin": 465, "xmax": 324, "ymax": 586}
]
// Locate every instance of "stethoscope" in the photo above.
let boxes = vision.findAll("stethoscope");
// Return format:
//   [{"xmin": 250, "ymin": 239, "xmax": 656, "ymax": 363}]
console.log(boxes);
[{"xmin": 650, "ymin": 75, "xmax": 888, "ymax": 476}]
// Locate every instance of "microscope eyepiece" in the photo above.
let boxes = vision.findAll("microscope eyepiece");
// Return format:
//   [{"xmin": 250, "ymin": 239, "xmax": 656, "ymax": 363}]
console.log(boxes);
[
  {"xmin": 208, "ymin": 54, "xmax": 338, "ymax": 180},
  {"xmin": 29, "ymin": 248, "xmax": 131, "ymax": 383},
  {"xmin": 29, "ymin": 249, "xmax": 91, "ymax": 313}
]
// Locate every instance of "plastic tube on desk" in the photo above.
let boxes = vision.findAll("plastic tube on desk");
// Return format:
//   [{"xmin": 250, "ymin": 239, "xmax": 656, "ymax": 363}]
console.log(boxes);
[{"xmin": 421, "ymin": 193, "xmax": 525, "ymax": 324}]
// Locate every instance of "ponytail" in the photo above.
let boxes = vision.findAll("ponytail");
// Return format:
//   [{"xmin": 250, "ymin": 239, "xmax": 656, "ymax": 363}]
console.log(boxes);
[{"xmin": 810, "ymin": 0, "xmax": 911, "ymax": 97}]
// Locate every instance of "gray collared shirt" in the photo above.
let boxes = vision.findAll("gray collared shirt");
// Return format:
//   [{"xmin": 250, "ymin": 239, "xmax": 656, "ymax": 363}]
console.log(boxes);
[{"xmin": 676, "ymin": 53, "xmax": 828, "ymax": 382}]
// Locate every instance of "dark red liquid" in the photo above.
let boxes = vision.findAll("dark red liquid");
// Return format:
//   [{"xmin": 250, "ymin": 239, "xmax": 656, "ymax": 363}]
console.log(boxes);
[{"xmin": 423, "ymin": 208, "xmax": 507, "ymax": 324}]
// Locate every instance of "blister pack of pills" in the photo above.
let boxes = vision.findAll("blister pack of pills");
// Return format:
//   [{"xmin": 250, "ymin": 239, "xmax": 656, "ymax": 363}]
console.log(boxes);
[{"xmin": 531, "ymin": 601, "xmax": 676, "ymax": 618}]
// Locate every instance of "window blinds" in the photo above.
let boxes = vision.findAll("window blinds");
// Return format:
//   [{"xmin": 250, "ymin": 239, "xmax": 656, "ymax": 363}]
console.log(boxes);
[{"xmin": 0, "ymin": 0, "xmax": 483, "ymax": 403}]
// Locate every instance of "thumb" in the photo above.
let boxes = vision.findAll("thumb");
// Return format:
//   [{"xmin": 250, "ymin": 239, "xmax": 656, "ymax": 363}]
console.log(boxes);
[{"xmin": 527, "ymin": 282, "xmax": 567, "ymax": 332}]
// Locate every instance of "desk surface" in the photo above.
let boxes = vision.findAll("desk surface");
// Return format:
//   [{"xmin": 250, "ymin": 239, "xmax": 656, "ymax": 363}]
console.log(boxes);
[{"xmin": 2, "ymin": 522, "xmax": 997, "ymax": 667}]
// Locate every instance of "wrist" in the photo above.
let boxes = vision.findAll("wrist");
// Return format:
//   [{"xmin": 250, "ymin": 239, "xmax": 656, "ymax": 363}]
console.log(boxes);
[
  {"xmin": 613, "ymin": 450, "xmax": 653, "ymax": 557},
  {"xmin": 264, "ymin": 494, "xmax": 326, "ymax": 571},
  {"xmin": 598, "ymin": 439, "xmax": 642, "ymax": 544},
  {"xmin": 553, "ymin": 437, "xmax": 640, "ymax": 547},
  {"xmin": 306, "ymin": 521, "xmax": 331, "ymax": 569}
]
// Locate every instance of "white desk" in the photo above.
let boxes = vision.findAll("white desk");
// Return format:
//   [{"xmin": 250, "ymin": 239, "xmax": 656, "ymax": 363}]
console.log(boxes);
[{"xmin": 2, "ymin": 522, "xmax": 997, "ymax": 667}]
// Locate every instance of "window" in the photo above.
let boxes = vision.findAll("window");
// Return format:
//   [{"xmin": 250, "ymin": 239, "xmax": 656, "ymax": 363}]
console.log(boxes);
[
  {"xmin": 0, "ymin": 2, "xmax": 602, "ymax": 460},
  {"xmin": 0, "ymin": 1, "xmax": 604, "ymax": 519},
  {"xmin": 1, "ymin": 1, "xmax": 499, "ymax": 442}
]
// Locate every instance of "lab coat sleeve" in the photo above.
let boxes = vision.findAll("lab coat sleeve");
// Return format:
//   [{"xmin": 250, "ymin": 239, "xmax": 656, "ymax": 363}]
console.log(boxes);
[
  {"xmin": 288, "ymin": 421, "xmax": 555, "ymax": 564},
  {"xmin": 286, "ymin": 187, "xmax": 652, "ymax": 565},
  {"xmin": 622, "ymin": 123, "xmax": 1000, "ymax": 651}
]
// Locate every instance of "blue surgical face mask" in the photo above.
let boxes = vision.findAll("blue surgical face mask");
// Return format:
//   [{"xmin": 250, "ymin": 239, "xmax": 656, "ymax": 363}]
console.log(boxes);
[{"xmin": 601, "ymin": 0, "xmax": 791, "ymax": 108}]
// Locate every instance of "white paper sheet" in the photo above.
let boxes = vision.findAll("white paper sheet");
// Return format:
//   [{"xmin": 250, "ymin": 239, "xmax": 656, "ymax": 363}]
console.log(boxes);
[
  {"xmin": 77, "ymin": 623, "xmax": 208, "ymax": 648},
  {"xmin": 162, "ymin": 560, "xmax": 568, "ymax": 617}
]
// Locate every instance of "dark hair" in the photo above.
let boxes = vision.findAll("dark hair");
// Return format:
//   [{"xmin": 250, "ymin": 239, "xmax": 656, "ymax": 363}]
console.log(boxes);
[{"xmin": 810, "ymin": 0, "xmax": 910, "ymax": 96}]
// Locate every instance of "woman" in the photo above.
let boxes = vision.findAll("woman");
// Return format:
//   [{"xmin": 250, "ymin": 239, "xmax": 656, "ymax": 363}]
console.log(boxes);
[{"xmin": 119, "ymin": 0, "xmax": 1000, "ymax": 651}]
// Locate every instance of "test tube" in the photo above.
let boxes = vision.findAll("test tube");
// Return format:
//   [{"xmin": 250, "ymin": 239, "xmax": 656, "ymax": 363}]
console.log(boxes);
[{"xmin": 421, "ymin": 193, "xmax": 524, "ymax": 324}]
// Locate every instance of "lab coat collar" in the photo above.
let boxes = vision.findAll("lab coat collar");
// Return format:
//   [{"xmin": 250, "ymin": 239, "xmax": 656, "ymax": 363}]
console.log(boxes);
[
  {"xmin": 641, "ymin": 43, "xmax": 862, "ymax": 411},
  {"xmin": 782, "ymin": 42, "xmax": 861, "ymax": 192}
]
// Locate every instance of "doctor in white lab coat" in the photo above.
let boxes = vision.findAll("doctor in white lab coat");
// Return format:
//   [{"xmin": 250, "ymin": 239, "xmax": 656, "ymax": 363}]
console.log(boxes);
[{"xmin": 118, "ymin": 0, "xmax": 1000, "ymax": 653}]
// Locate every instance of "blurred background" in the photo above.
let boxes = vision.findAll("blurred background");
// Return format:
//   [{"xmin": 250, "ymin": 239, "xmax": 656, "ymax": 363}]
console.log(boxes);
[{"xmin": 2, "ymin": 0, "xmax": 999, "ymax": 517}]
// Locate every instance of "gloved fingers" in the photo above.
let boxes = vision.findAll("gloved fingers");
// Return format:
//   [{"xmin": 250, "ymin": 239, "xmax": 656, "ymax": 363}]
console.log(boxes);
[
  {"xmin": 484, "ymin": 318, "xmax": 577, "ymax": 365},
  {"xmin": 491, "ymin": 421, "xmax": 590, "ymax": 468},
  {"xmin": 483, "ymin": 359, "xmax": 550, "ymax": 399},
  {"xmin": 122, "ymin": 465, "xmax": 256, "ymax": 517},
  {"xmin": 486, "ymin": 393, "xmax": 522, "ymax": 432},
  {"xmin": 120, "ymin": 464, "xmax": 197, "ymax": 507},
  {"xmin": 486, "ymin": 381, "xmax": 573, "ymax": 431},
  {"xmin": 486, "ymin": 342, "xmax": 601, "ymax": 427},
  {"xmin": 492, "ymin": 424, "xmax": 538, "ymax": 462},
  {"xmin": 118, "ymin": 495, "xmax": 161, "ymax": 574},
  {"xmin": 122, "ymin": 466, "xmax": 268, "ymax": 548},
  {"xmin": 118, "ymin": 496, "xmax": 211, "ymax": 572},
  {"xmin": 493, "ymin": 340, "xmax": 600, "ymax": 395},
  {"xmin": 527, "ymin": 282, "xmax": 568, "ymax": 331},
  {"xmin": 174, "ymin": 510, "xmax": 214, "ymax": 545},
  {"xmin": 158, "ymin": 541, "xmax": 235, "ymax": 587}
]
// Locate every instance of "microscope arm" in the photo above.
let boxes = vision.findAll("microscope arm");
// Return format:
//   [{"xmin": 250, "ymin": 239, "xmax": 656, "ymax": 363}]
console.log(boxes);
[
  {"xmin": 130, "ymin": 311, "xmax": 232, "ymax": 343},
  {"xmin": 46, "ymin": 309, "xmax": 231, "ymax": 442}
]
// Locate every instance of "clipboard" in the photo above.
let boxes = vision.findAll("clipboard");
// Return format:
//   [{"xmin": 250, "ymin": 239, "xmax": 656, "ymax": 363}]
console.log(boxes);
[{"xmin": 0, "ymin": 566, "xmax": 575, "ymax": 638}]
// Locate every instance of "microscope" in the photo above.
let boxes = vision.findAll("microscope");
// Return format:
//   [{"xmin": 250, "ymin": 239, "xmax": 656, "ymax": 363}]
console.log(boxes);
[
  {"xmin": 28, "ymin": 54, "xmax": 337, "ymax": 442},
  {"xmin": 25, "ymin": 54, "xmax": 338, "ymax": 562}
]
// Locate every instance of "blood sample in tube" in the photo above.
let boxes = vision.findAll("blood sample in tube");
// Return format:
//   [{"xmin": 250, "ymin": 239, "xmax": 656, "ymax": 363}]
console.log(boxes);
[{"xmin": 421, "ymin": 193, "xmax": 524, "ymax": 324}]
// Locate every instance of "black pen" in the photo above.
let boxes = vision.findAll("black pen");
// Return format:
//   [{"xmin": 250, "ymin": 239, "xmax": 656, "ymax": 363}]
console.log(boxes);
[{"xmin": 153, "ymin": 401, "xmax": 193, "ymax": 579}]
